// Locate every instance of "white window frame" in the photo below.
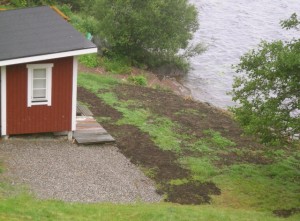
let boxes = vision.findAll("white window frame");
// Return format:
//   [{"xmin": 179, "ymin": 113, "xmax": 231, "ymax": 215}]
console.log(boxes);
[{"xmin": 27, "ymin": 64, "xmax": 53, "ymax": 107}]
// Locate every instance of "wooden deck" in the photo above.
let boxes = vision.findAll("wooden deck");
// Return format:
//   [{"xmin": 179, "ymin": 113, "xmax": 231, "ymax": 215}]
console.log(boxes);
[
  {"xmin": 74, "ymin": 116, "xmax": 115, "ymax": 145},
  {"xmin": 77, "ymin": 104, "xmax": 93, "ymax": 116}
]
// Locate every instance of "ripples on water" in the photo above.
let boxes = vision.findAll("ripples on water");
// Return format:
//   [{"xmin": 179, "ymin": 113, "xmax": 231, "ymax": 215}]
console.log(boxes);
[{"xmin": 183, "ymin": 0, "xmax": 300, "ymax": 109}]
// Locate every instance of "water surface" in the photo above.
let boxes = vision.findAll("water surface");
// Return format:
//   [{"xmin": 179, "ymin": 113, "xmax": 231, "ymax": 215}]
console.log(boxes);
[{"xmin": 183, "ymin": 0, "xmax": 300, "ymax": 108}]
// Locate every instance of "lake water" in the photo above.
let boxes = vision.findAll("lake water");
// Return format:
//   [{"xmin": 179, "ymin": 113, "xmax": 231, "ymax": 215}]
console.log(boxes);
[{"xmin": 183, "ymin": 0, "xmax": 300, "ymax": 109}]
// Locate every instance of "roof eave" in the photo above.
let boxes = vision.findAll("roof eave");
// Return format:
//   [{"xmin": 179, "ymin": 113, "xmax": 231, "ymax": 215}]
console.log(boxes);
[{"xmin": 0, "ymin": 48, "xmax": 97, "ymax": 66}]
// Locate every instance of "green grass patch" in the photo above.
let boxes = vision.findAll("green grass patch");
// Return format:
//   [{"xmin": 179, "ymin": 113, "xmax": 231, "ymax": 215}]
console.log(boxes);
[
  {"xmin": 212, "ymin": 156, "xmax": 300, "ymax": 211},
  {"xmin": 128, "ymin": 75, "xmax": 148, "ymax": 86},
  {"xmin": 100, "ymin": 56, "xmax": 132, "ymax": 74},
  {"xmin": 0, "ymin": 193, "xmax": 294, "ymax": 221},
  {"xmin": 79, "ymin": 54, "xmax": 100, "ymax": 68},
  {"xmin": 78, "ymin": 73, "xmax": 119, "ymax": 92},
  {"xmin": 79, "ymin": 79, "xmax": 181, "ymax": 152},
  {"xmin": 169, "ymin": 179, "xmax": 189, "ymax": 186},
  {"xmin": 180, "ymin": 157, "xmax": 219, "ymax": 182},
  {"xmin": 187, "ymin": 140, "xmax": 213, "ymax": 153},
  {"xmin": 204, "ymin": 129, "xmax": 236, "ymax": 149},
  {"xmin": 95, "ymin": 116, "xmax": 112, "ymax": 123},
  {"xmin": 175, "ymin": 108, "xmax": 204, "ymax": 117},
  {"xmin": 100, "ymin": 93, "xmax": 182, "ymax": 152},
  {"xmin": 187, "ymin": 130, "xmax": 235, "ymax": 153}
]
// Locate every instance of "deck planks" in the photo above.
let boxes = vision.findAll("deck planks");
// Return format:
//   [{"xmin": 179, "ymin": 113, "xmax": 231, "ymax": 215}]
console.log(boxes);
[{"xmin": 74, "ymin": 116, "xmax": 115, "ymax": 144}]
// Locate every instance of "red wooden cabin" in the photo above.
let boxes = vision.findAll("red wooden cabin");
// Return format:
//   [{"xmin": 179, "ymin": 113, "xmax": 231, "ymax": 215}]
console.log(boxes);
[{"xmin": 0, "ymin": 6, "xmax": 97, "ymax": 139}]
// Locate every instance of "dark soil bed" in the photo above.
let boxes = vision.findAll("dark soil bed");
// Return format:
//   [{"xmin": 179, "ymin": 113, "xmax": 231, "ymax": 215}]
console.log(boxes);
[
  {"xmin": 113, "ymin": 85, "xmax": 260, "ymax": 148},
  {"xmin": 77, "ymin": 83, "xmax": 277, "ymax": 205},
  {"xmin": 78, "ymin": 86, "xmax": 221, "ymax": 204},
  {"xmin": 273, "ymin": 208, "xmax": 300, "ymax": 218}
]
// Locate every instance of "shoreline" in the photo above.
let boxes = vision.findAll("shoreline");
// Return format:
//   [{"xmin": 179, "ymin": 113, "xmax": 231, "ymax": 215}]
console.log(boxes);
[{"xmin": 78, "ymin": 63, "xmax": 227, "ymax": 113}]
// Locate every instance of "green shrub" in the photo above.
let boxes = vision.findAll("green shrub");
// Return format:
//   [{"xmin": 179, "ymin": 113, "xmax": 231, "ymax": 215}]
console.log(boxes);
[
  {"xmin": 94, "ymin": 0, "xmax": 200, "ymax": 73},
  {"xmin": 79, "ymin": 54, "xmax": 100, "ymax": 68},
  {"xmin": 127, "ymin": 75, "xmax": 147, "ymax": 86},
  {"xmin": 70, "ymin": 14, "xmax": 98, "ymax": 34},
  {"xmin": 11, "ymin": 0, "xmax": 27, "ymax": 7}
]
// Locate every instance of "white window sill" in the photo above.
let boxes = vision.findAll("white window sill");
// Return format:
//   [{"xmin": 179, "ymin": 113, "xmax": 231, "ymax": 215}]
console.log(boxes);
[{"xmin": 29, "ymin": 101, "xmax": 51, "ymax": 106}]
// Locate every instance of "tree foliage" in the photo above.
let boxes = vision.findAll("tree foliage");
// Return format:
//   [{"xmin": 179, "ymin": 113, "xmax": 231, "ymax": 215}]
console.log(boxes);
[
  {"xmin": 94, "ymin": 0, "xmax": 201, "ymax": 70},
  {"xmin": 231, "ymin": 14, "xmax": 300, "ymax": 144}
]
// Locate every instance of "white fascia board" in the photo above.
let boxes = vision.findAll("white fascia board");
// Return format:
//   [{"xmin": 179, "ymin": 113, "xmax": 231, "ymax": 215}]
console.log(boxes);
[
  {"xmin": 1, "ymin": 66, "xmax": 7, "ymax": 136},
  {"xmin": 0, "ymin": 48, "xmax": 97, "ymax": 66}
]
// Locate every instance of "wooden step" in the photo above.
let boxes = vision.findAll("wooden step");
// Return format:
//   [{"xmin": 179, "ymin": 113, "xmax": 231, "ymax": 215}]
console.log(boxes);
[
  {"xmin": 74, "ymin": 115, "xmax": 115, "ymax": 144},
  {"xmin": 75, "ymin": 134, "xmax": 115, "ymax": 144}
]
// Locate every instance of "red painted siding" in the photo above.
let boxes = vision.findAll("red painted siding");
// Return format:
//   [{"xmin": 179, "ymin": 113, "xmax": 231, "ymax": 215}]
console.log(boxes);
[{"xmin": 6, "ymin": 57, "xmax": 73, "ymax": 135}]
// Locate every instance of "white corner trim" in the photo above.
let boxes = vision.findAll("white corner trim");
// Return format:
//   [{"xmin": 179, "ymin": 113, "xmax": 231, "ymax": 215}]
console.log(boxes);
[
  {"xmin": 71, "ymin": 56, "xmax": 78, "ymax": 131},
  {"xmin": 0, "ymin": 48, "xmax": 97, "ymax": 66},
  {"xmin": 1, "ymin": 66, "xmax": 7, "ymax": 136}
]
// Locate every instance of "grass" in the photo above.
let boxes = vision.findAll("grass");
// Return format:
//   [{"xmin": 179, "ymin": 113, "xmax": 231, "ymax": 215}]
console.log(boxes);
[
  {"xmin": 180, "ymin": 157, "xmax": 219, "ymax": 182},
  {"xmin": 79, "ymin": 81, "xmax": 182, "ymax": 152},
  {"xmin": 99, "ymin": 56, "xmax": 132, "ymax": 75},
  {"xmin": 77, "ymin": 73, "xmax": 300, "ymax": 215},
  {"xmin": 97, "ymin": 91, "xmax": 183, "ymax": 152},
  {"xmin": 212, "ymin": 155, "xmax": 300, "ymax": 211},
  {"xmin": 78, "ymin": 73, "xmax": 119, "ymax": 92},
  {"xmin": 0, "ymin": 72, "xmax": 298, "ymax": 220},
  {"xmin": 127, "ymin": 75, "xmax": 148, "ymax": 86},
  {"xmin": 0, "ymin": 193, "xmax": 298, "ymax": 221},
  {"xmin": 203, "ymin": 129, "xmax": 236, "ymax": 149}
]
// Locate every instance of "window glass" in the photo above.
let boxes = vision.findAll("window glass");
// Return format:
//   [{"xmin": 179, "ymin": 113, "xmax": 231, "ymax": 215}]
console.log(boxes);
[
  {"xmin": 33, "ymin": 69, "xmax": 46, "ymax": 78},
  {"xmin": 33, "ymin": 89, "xmax": 46, "ymax": 99},
  {"xmin": 33, "ymin": 79, "xmax": 46, "ymax": 89}
]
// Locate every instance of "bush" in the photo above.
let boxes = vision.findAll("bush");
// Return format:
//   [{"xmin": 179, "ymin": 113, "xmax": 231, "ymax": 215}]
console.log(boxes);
[
  {"xmin": 69, "ymin": 13, "xmax": 98, "ymax": 35},
  {"xmin": 94, "ymin": 0, "xmax": 202, "ymax": 73},
  {"xmin": 79, "ymin": 54, "xmax": 100, "ymax": 68},
  {"xmin": 231, "ymin": 14, "xmax": 300, "ymax": 144},
  {"xmin": 127, "ymin": 75, "xmax": 147, "ymax": 86},
  {"xmin": 11, "ymin": 0, "xmax": 27, "ymax": 7}
]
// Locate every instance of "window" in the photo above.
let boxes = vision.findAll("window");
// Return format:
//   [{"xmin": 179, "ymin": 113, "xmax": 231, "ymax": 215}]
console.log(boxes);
[{"xmin": 27, "ymin": 64, "xmax": 53, "ymax": 107}]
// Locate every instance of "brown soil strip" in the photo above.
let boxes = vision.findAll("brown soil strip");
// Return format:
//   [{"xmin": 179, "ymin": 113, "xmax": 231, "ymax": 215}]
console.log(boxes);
[
  {"xmin": 77, "ymin": 86, "xmax": 221, "ymax": 204},
  {"xmin": 113, "ymin": 84, "xmax": 270, "ymax": 166},
  {"xmin": 165, "ymin": 181, "xmax": 221, "ymax": 204},
  {"xmin": 273, "ymin": 208, "xmax": 300, "ymax": 218}
]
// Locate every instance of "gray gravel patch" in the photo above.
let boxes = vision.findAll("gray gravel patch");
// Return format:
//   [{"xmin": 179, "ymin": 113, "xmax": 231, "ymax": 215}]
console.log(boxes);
[{"xmin": 0, "ymin": 139, "xmax": 162, "ymax": 203}]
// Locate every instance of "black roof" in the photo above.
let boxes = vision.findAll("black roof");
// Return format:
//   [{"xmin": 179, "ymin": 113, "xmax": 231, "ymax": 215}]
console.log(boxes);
[{"xmin": 0, "ymin": 6, "xmax": 96, "ymax": 62}]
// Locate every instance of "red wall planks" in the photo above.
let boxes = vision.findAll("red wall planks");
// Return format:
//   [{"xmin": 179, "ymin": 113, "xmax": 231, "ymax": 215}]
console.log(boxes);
[{"xmin": 6, "ymin": 57, "xmax": 73, "ymax": 135}]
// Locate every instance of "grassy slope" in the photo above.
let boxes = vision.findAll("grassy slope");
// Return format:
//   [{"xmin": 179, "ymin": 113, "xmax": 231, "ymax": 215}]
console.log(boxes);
[
  {"xmin": 78, "ymin": 73, "xmax": 299, "ymax": 208},
  {"xmin": 0, "ymin": 73, "xmax": 298, "ymax": 220},
  {"xmin": 78, "ymin": 72, "xmax": 299, "ymax": 220},
  {"xmin": 0, "ymin": 194, "xmax": 291, "ymax": 221},
  {"xmin": 0, "ymin": 74, "xmax": 300, "ymax": 221}
]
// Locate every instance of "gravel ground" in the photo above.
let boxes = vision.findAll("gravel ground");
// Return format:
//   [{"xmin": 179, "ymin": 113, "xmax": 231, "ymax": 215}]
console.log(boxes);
[{"xmin": 0, "ymin": 139, "xmax": 161, "ymax": 203}]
